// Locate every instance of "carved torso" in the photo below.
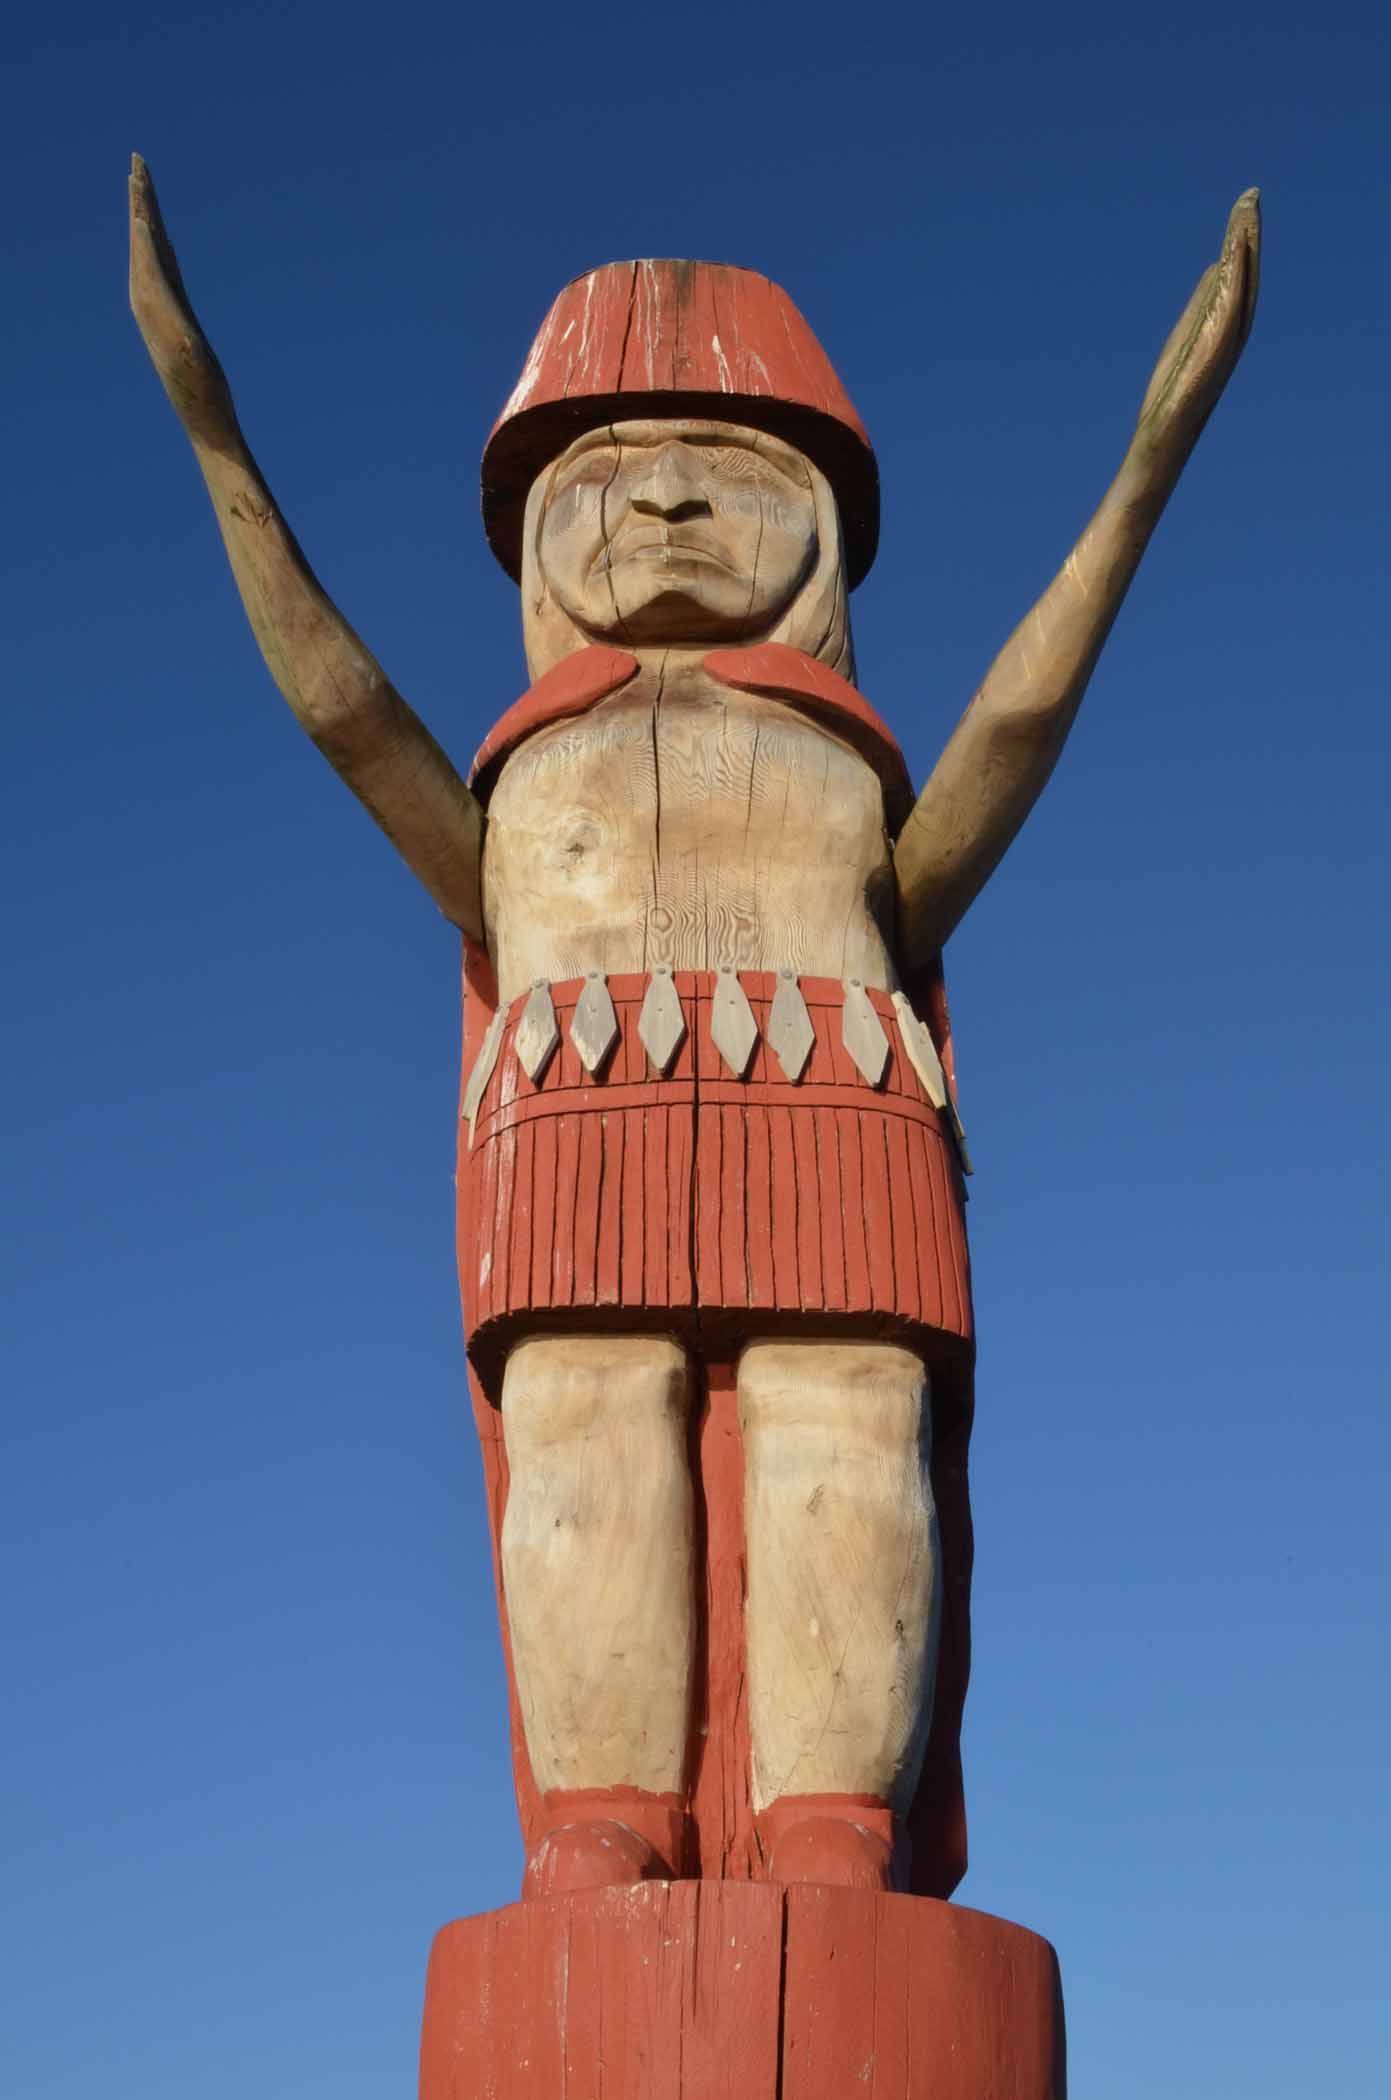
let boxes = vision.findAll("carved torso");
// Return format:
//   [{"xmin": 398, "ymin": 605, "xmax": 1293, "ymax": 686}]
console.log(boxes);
[{"xmin": 483, "ymin": 664, "xmax": 897, "ymax": 1005}]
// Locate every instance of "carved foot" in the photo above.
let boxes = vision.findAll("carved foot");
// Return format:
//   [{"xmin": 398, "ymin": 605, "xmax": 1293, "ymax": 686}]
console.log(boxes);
[
  {"xmin": 524, "ymin": 1818, "xmax": 663, "ymax": 1896},
  {"xmin": 523, "ymin": 1787, "xmax": 685, "ymax": 1899},
  {"xmin": 757, "ymin": 1793, "xmax": 904, "ymax": 1892}
]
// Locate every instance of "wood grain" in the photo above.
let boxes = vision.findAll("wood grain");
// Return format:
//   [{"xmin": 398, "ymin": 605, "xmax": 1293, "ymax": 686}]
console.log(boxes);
[
  {"xmin": 459, "ymin": 973, "xmax": 971, "ymax": 1346},
  {"xmin": 499, "ymin": 1336, "xmax": 694, "ymax": 1795},
  {"xmin": 482, "ymin": 663, "xmax": 897, "ymax": 1008},
  {"xmin": 738, "ymin": 1343, "xmax": 939, "ymax": 1813},
  {"xmin": 420, "ymin": 1886, "xmax": 1065, "ymax": 2099}
]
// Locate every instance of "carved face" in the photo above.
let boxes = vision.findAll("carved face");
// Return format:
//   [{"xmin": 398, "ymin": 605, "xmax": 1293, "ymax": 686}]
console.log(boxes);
[{"xmin": 534, "ymin": 418, "xmax": 819, "ymax": 645}]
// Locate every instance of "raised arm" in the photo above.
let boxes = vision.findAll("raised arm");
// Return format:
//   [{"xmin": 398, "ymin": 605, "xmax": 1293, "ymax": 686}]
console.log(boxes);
[
  {"xmin": 128, "ymin": 156, "xmax": 484, "ymax": 938},
  {"xmin": 895, "ymin": 191, "xmax": 1260, "ymax": 965}
]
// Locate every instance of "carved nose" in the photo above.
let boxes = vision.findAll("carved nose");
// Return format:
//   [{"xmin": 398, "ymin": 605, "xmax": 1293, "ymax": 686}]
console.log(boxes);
[{"xmin": 629, "ymin": 445, "xmax": 713, "ymax": 524}]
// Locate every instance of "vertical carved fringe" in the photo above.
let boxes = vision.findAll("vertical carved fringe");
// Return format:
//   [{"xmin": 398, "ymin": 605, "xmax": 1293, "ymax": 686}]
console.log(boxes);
[{"xmin": 459, "ymin": 972, "xmax": 971, "ymax": 1343}]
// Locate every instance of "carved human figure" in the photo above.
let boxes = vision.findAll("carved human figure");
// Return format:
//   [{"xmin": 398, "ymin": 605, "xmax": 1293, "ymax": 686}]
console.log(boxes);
[{"xmin": 130, "ymin": 164, "xmax": 1259, "ymax": 1896}]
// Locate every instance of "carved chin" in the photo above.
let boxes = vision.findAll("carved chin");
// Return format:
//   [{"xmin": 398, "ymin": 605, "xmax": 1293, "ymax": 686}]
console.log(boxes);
[{"xmin": 607, "ymin": 574, "xmax": 761, "ymax": 642}]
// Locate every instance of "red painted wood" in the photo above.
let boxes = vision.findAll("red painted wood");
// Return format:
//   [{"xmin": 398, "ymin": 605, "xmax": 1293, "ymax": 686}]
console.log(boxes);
[
  {"xmin": 468, "ymin": 646, "xmax": 639, "ymax": 794},
  {"xmin": 665, "ymin": 1102, "xmax": 696, "ymax": 1309},
  {"xmin": 813, "ymin": 1106, "xmax": 849, "ymax": 1311},
  {"xmin": 482, "ymin": 263, "xmax": 880, "ymax": 587},
  {"xmin": 460, "ymin": 1349, "xmax": 541, "ymax": 1884},
  {"xmin": 527, "ymin": 1787, "xmax": 688, "ymax": 1892},
  {"xmin": 551, "ymin": 1110, "xmax": 581, "ymax": 1307},
  {"xmin": 506, "ymin": 1119, "xmax": 534, "ymax": 1322},
  {"xmin": 789, "ymin": 1107, "xmax": 824, "ymax": 1308},
  {"xmin": 421, "ymin": 1888, "xmax": 1064, "ymax": 2099},
  {"xmin": 689, "ymin": 1359, "xmax": 758, "ymax": 1882},
  {"xmin": 491, "ymin": 1128, "xmax": 517, "ymax": 1324},
  {"xmin": 572, "ymin": 1112, "xmax": 603, "ymax": 1304},
  {"xmin": 862, "ymin": 1114, "xmax": 895, "ymax": 1317},
  {"xmin": 468, "ymin": 646, "xmax": 919, "ymax": 849},
  {"xmin": 906, "ymin": 1396, "xmax": 973, "ymax": 1902},
  {"xmin": 838, "ymin": 1104, "xmax": 872, "ymax": 1313},
  {"xmin": 681, "ymin": 1883, "xmax": 784, "ymax": 2099},
  {"xmin": 744, "ymin": 1105, "xmax": 775, "ymax": 1306},
  {"xmin": 705, "ymin": 645, "xmax": 915, "ymax": 831},
  {"xmin": 885, "ymin": 1114, "xmax": 921, "ymax": 1326},
  {"xmin": 779, "ymin": 1887, "xmax": 1065, "ymax": 2100},
  {"xmin": 595, "ymin": 1108, "xmax": 623, "ymax": 1307},
  {"xmin": 619, "ymin": 1086, "xmax": 645, "ymax": 1306}
]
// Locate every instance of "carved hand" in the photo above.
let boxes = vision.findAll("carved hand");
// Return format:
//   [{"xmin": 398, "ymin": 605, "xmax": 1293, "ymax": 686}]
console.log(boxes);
[
  {"xmin": 129, "ymin": 156, "xmax": 240, "ymax": 454},
  {"xmin": 1125, "ymin": 189, "xmax": 1260, "ymax": 501}
]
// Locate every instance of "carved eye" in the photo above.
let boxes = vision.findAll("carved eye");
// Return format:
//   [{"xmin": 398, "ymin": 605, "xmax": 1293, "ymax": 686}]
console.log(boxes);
[
  {"xmin": 698, "ymin": 446, "xmax": 809, "ymax": 504},
  {"xmin": 697, "ymin": 445, "xmax": 760, "ymax": 482},
  {"xmin": 555, "ymin": 450, "xmax": 618, "ymax": 495}
]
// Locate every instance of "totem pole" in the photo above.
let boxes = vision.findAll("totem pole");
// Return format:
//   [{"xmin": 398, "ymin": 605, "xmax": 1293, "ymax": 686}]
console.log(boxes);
[{"xmin": 130, "ymin": 161, "xmax": 1259, "ymax": 2096}]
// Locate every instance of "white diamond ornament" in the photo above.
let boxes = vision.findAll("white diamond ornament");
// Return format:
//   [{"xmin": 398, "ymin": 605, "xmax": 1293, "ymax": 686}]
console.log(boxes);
[
  {"xmin": 638, "ymin": 969, "xmax": 686, "ymax": 1073},
  {"xmin": 710, "ymin": 970, "xmax": 758, "ymax": 1077},
  {"xmin": 570, "ymin": 973, "xmax": 620, "ymax": 1074},
  {"xmin": 841, "ymin": 979, "xmax": 890, "ymax": 1086},
  {"xmin": 946, "ymin": 1098, "xmax": 975, "ymax": 1177},
  {"xmin": 768, "ymin": 973, "xmax": 815, "ymax": 1082},
  {"xmin": 461, "ymin": 1005, "xmax": 506, "ymax": 1146},
  {"xmin": 515, "ymin": 980, "xmax": 560, "ymax": 1083},
  {"xmin": 891, "ymin": 992, "xmax": 973, "ymax": 1177},
  {"xmin": 890, "ymin": 991, "xmax": 947, "ymax": 1108}
]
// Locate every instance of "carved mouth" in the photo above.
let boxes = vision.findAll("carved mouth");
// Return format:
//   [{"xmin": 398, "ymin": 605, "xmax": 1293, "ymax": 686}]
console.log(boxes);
[{"xmin": 599, "ymin": 534, "xmax": 741, "ymax": 579}]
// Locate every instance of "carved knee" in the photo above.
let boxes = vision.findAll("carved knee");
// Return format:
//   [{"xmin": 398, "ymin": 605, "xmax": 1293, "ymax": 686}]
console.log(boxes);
[
  {"xmin": 738, "ymin": 1338, "xmax": 932, "ymax": 1496},
  {"xmin": 502, "ymin": 1333, "xmax": 689, "ymax": 1455},
  {"xmin": 501, "ymin": 1332, "xmax": 690, "ymax": 1563}
]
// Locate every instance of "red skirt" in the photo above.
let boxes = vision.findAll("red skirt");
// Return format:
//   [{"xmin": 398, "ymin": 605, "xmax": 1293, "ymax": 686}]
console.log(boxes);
[{"xmin": 457, "ymin": 971, "xmax": 972, "ymax": 1365}]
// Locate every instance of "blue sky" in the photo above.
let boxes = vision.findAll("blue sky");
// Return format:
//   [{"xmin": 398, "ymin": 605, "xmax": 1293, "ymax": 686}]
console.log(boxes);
[{"xmin": 5, "ymin": 2, "xmax": 1389, "ymax": 2094}]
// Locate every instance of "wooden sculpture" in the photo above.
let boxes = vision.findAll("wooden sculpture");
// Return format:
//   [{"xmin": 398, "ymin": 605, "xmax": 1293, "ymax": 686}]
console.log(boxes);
[{"xmin": 130, "ymin": 163, "xmax": 1259, "ymax": 2096}]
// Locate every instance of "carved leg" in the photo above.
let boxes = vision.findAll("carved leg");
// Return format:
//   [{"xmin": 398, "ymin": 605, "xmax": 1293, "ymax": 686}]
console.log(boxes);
[
  {"xmin": 738, "ymin": 1338, "xmax": 940, "ymax": 1889},
  {"xmin": 499, "ymin": 1333, "xmax": 694, "ymax": 1892}
]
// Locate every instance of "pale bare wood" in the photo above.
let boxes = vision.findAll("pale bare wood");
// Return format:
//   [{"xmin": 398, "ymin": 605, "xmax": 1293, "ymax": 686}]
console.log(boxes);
[
  {"xmin": 484, "ymin": 658, "xmax": 897, "ymax": 1005},
  {"xmin": 895, "ymin": 190, "xmax": 1260, "ymax": 965},
  {"xmin": 737, "ymin": 1341, "xmax": 939, "ymax": 1813},
  {"xmin": 128, "ymin": 156, "xmax": 484, "ymax": 937},
  {"xmin": 499, "ymin": 1335, "xmax": 695, "ymax": 1795},
  {"xmin": 519, "ymin": 417, "xmax": 854, "ymax": 688},
  {"xmin": 484, "ymin": 417, "xmax": 887, "ymax": 1004}
]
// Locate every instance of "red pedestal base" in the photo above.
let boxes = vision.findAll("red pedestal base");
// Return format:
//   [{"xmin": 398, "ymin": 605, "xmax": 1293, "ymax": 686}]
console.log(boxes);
[{"xmin": 420, "ymin": 1882, "xmax": 1065, "ymax": 2099}]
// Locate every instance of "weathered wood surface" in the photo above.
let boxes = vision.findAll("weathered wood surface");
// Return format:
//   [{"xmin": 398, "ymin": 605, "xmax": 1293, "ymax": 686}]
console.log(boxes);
[
  {"xmin": 459, "ymin": 971, "xmax": 972, "ymax": 1342},
  {"xmin": 481, "ymin": 262, "xmax": 880, "ymax": 587},
  {"xmin": 419, "ymin": 1884, "xmax": 1065, "ymax": 2100},
  {"xmin": 484, "ymin": 1328, "xmax": 943, "ymax": 1871},
  {"xmin": 739, "ymin": 1342, "xmax": 938, "ymax": 1813},
  {"xmin": 500, "ymin": 1336, "xmax": 694, "ymax": 1798},
  {"xmin": 482, "ymin": 659, "xmax": 898, "ymax": 1005}
]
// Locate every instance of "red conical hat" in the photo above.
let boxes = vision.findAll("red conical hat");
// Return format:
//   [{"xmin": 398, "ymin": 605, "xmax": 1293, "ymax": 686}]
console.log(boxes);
[{"xmin": 482, "ymin": 260, "xmax": 879, "ymax": 587}]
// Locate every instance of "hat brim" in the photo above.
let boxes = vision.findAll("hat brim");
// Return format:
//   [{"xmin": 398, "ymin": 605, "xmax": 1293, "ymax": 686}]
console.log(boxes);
[{"xmin": 481, "ymin": 389, "xmax": 880, "ymax": 591}]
